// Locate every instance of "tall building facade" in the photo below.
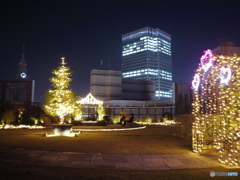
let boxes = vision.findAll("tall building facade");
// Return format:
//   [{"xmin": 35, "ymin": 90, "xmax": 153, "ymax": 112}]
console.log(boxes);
[
  {"xmin": 90, "ymin": 69, "xmax": 122, "ymax": 100},
  {"xmin": 90, "ymin": 69, "xmax": 155, "ymax": 101},
  {"xmin": 122, "ymin": 27, "xmax": 173, "ymax": 99}
]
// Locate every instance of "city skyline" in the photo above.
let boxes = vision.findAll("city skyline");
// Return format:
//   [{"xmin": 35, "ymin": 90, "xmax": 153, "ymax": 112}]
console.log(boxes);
[{"xmin": 1, "ymin": 1, "xmax": 240, "ymax": 102}]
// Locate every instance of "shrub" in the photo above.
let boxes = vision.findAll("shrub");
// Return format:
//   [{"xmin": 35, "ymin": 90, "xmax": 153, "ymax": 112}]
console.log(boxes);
[
  {"xmin": 174, "ymin": 114, "xmax": 194, "ymax": 138},
  {"xmin": 112, "ymin": 115, "xmax": 121, "ymax": 124},
  {"xmin": 65, "ymin": 116, "xmax": 72, "ymax": 123},
  {"xmin": 142, "ymin": 116, "xmax": 154, "ymax": 123},
  {"xmin": 30, "ymin": 117, "xmax": 44, "ymax": 125},
  {"xmin": 134, "ymin": 117, "xmax": 141, "ymax": 122},
  {"xmin": 2, "ymin": 110, "xmax": 15, "ymax": 124},
  {"xmin": 97, "ymin": 105, "xmax": 106, "ymax": 120},
  {"xmin": 162, "ymin": 112, "xmax": 173, "ymax": 120}
]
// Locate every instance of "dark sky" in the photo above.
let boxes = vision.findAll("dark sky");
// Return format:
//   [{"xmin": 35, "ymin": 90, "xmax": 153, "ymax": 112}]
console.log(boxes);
[{"xmin": 1, "ymin": 0, "xmax": 240, "ymax": 102}]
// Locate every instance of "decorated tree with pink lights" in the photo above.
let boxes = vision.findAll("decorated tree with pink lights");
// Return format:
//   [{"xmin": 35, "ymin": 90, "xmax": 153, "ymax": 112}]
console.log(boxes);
[{"xmin": 192, "ymin": 49, "xmax": 240, "ymax": 166}]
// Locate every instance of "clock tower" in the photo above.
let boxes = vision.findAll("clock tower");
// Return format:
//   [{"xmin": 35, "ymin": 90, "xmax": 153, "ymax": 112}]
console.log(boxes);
[{"xmin": 16, "ymin": 44, "xmax": 29, "ymax": 80}]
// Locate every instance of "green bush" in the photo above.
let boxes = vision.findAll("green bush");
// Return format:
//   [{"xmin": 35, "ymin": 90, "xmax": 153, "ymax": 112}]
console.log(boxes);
[
  {"xmin": 142, "ymin": 116, "xmax": 154, "ymax": 123},
  {"xmin": 30, "ymin": 117, "xmax": 44, "ymax": 125},
  {"xmin": 133, "ymin": 117, "xmax": 141, "ymax": 122},
  {"xmin": 162, "ymin": 112, "xmax": 173, "ymax": 120},
  {"xmin": 112, "ymin": 115, "xmax": 121, "ymax": 124},
  {"xmin": 174, "ymin": 114, "xmax": 194, "ymax": 138},
  {"xmin": 2, "ymin": 110, "xmax": 15, "ymax": 124}
]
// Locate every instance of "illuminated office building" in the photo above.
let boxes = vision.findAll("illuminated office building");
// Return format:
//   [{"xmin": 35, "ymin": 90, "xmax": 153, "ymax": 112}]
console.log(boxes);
[{"xmin": 122, "ymin": 27, "xmax": 173, "ymax": 99}]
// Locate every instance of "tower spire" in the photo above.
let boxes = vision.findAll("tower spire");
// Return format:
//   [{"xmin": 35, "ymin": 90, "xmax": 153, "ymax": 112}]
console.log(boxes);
[
  {"xmin": 16, "ymin": 44, "xmax": 29, "ymax": 80},
  {"xmin": 21, "ymin": 44, "xmax": 25, "ymax": 63}
]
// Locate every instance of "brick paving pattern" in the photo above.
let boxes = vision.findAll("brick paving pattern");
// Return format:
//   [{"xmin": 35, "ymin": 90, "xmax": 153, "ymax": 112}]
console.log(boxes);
[{"xmin": 0, "ymin": 146, "xmax": 221, "ymax": 170}]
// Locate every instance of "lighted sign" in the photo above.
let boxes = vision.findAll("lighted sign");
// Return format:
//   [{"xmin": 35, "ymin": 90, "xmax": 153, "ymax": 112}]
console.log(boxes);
[
  {"xmin": 20, "ymin": 72, "xmax": 26, "ymax": 78},
  {"xmin": 220, "ymin": 66, "xmax": 231, "ymax": 84},
  {"xmin": 200, "ymin": 49, "xmax": 213, "ymax": 72},
  {"xmin": 192, "ymin": 74, "xmax": 200, "ymax": 91}
]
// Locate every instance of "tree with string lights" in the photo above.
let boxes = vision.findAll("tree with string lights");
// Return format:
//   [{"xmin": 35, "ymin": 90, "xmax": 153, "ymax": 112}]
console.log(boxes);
[
  {"xmin": 192, "ymin": 50, "xmax": 240, "ymax": 166},
  {"xmin": 43, "ymin": 57, "xmax": 82, "ymax": 124}
]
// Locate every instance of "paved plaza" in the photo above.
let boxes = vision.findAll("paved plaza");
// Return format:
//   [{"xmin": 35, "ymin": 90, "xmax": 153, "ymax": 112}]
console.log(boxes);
[
  {"xmin": 0, "ymin": 125, "xmax": 223, "ymax": 170},
  {"xmin": 0, "ymin": 145, "xmax": 221, "ymax": 170}
]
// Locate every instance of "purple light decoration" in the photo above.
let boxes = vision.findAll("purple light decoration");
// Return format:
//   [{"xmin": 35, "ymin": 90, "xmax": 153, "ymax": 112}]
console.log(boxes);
[
  {"xmin": 220, "ymin": 66, "xmax": 232, "ymax": 84},
  {"xmin": 192, "ymin": 73, "xmax": 200, "ymax": 91},
  {"xmin": 200, "ymin": 49, "xmax": 213, "ymax": 72}
]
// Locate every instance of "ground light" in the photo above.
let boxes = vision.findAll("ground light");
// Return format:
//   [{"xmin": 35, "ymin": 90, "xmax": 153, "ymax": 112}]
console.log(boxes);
[
  {"xmin": 44, "ymin": 124, "xmax": 80, "ymax": 137},
  {"xmin": 136, "ymin": 121, "xmax": 177, "ymax": 126},
  {"xmin": 1, "ymin": 124, "xmax": 45, "ymax": 129},
  {"xmin": 44, "ymin": 125, "xmax": 146, "ymax": 136},
  {"xmin": 73, "ymin": 125, "xmax": 146, "ymax": 132},
  {"xmin": 44, "ymin": 132, "xmax": 80, "ymax": 137}
]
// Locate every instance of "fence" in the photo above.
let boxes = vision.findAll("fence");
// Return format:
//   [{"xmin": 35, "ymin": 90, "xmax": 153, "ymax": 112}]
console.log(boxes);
[{"xmin": 82, "ymin": 104, "xmax": 176, "ymax": 119}]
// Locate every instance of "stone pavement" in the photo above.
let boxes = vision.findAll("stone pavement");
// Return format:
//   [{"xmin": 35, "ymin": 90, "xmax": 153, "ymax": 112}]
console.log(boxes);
[{"xmin": 0, "ymin": 146, "xmax": 222, "ymax": 170}]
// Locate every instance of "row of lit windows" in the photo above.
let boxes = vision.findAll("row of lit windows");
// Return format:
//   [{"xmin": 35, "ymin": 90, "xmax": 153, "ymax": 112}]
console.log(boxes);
[
  {"xmin": 122, "ymin": 68, "xmax": 172, "ymax": 80},
  {"xmin": 123, "ymin": 49, "xmax": 171, "ymax": 56},
  {"xmin": 140, "ymin": 36, "xmax": 170, "ymax": 46},
  {"xmin": 122, "ymin": 47, "xmax": 171, "ymax": 56},
  {"xmin": 156, "ymin": 91, "xmax": 173, "ymax": 98},
  {"xmin": 122, "ymin": 29, "xmax": 171, "ymax": 42},
  {"xmin": 122, "ymin": 36, "xmax": 171, "ymax": 56},
  {"xmin": 122, "ymin": 56, "xmax": 172, "ymax": 66}
]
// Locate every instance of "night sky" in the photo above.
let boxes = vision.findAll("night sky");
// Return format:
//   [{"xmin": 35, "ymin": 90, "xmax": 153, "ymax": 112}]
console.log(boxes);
[{"xmin": 1, "ymin": 1, "xmax": 240, "ymax": 102}]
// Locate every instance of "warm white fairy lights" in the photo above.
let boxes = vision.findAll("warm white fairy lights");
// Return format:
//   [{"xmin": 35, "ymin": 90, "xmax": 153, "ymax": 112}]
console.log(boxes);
[
  {"xmin": 79, "ymin": 93, "xmax": 103, "ymax": 105},
  {"xmin": 192, "ymin": 50, "xmax": 240, "ymax": 167},
  {"xmin": 43, "ymin": 57, "xmax": 82, "ymax": 124},
  {"xmin": 74, "ymin": 126, "xmax": 146, "ymax": 132},
  {"xmin": 1, "ymin": 124, "xmax": 44, "ymax": 129},
  {"xmin": 192, "ymin": 73, "xmax": 200, "ymax": 91},
  {"xmin": 45, "ymin": 131, "xmax": 80, "ymax": 137},
  {"xmin": 79, "ymin": 93, "xmax": 104, "ymax": 120}
]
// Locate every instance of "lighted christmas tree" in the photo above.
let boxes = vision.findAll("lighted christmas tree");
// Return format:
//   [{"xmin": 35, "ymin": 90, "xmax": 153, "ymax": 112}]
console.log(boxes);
[{"xmin": 43, "ymin": 57, "xmax": 82, "ymax": 124}]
